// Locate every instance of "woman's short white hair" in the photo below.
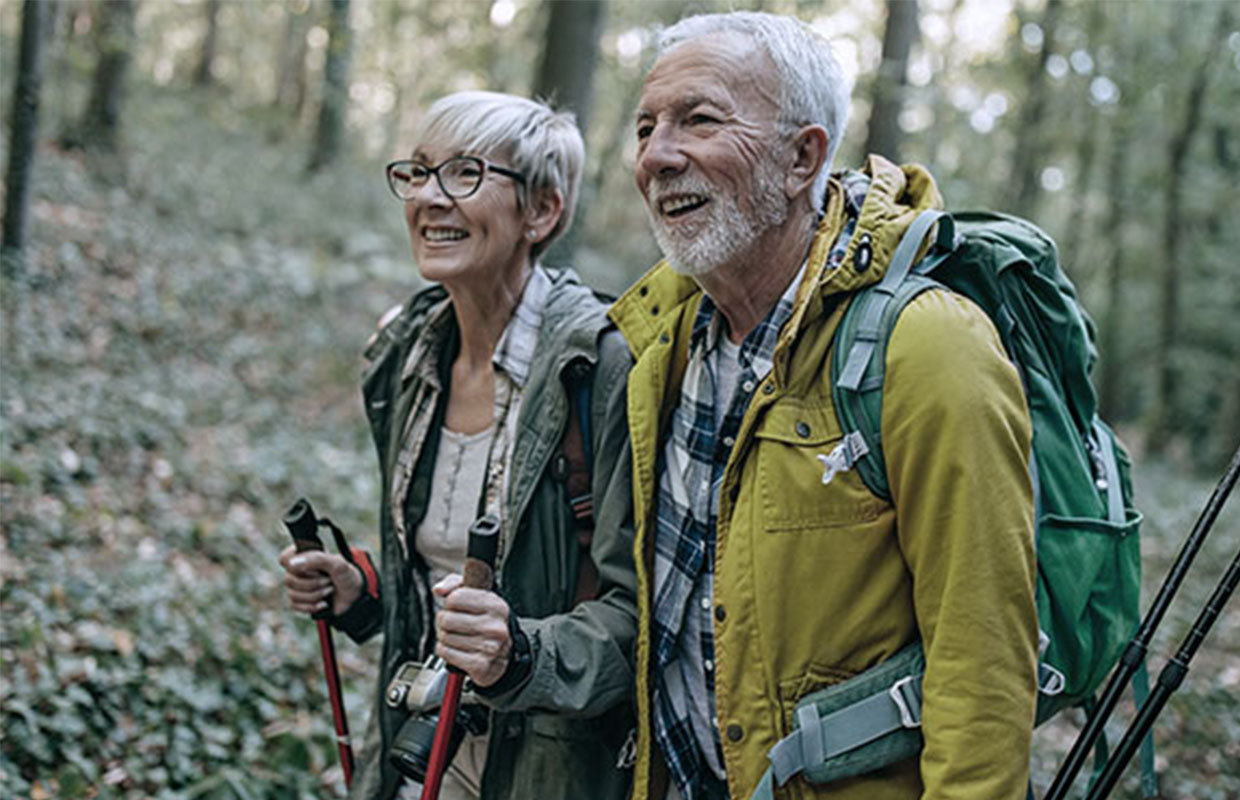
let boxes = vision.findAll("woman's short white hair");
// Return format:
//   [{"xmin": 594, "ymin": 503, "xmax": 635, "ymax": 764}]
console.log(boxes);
[
  {"xmin": 656, "ymin": 12, "xmax": 853, "ymax": 212},
  {"xmin": 413, "ymin": 91, "xmax": 585, "ymax": 259}
]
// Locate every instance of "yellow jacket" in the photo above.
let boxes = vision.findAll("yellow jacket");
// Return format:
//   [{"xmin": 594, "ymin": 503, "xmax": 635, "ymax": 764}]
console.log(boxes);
[{"xmin": 609, "ymin": 157, "xmax": 1038, "ymax": 800}]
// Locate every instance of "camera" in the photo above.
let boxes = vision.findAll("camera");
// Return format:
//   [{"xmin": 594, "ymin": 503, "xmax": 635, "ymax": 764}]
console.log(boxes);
[{"xmin": 385, "ymin": 657, "xmax": 488, "ymax": 781}]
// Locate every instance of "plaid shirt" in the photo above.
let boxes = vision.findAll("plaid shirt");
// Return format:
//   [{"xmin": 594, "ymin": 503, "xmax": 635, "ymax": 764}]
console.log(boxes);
[
  {"xmin": 651, "ymin": 172, "xmax": 869, "ymax": 800},
  {"xmin": 387, "ymin": 268, "xmax": 551, "ymax": 657}
]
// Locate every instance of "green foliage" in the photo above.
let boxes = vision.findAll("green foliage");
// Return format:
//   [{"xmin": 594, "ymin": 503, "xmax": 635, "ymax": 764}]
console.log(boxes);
[{"xmin": 1, "ymin": 82, "xmax": 397, "ymax": 798}]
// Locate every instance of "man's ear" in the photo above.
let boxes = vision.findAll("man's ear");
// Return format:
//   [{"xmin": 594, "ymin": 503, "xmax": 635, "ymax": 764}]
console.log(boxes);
[
  {"xmin": 525, "ymin": 187, "xmax": 565, "ymax": 243},
  {"xmin": 785, "ymin": 124, "xmax": 829, "ymax": 201}
]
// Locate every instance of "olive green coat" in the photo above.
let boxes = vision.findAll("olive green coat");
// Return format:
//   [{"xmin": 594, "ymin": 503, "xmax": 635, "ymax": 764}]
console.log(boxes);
[{"xmin": 347, "ymin": 269, "xmax": 636, "ymax": 800}]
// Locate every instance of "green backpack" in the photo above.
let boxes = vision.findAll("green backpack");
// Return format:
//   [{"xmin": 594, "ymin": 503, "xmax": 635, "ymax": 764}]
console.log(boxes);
[{"xmin": 750, "ymin": 210, "xmax": 1152, "ymax": 799}]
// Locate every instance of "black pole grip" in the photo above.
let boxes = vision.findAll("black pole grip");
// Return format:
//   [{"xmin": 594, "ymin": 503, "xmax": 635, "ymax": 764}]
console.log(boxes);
[{"xmin": 284, "ymin": 497, "xmax": 324, "ymax": 553}]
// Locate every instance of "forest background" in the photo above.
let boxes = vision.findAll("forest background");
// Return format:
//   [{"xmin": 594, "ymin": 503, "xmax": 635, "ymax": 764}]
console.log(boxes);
[{"xmin": 0, "ymin": 0, "xmax": 1237, "ymax": 798}]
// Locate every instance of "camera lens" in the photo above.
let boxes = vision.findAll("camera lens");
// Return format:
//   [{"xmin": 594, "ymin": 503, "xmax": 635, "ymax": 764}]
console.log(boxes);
[{"xmin": 388, "ymin": 705, "xmax": 491, "ymax": 782}]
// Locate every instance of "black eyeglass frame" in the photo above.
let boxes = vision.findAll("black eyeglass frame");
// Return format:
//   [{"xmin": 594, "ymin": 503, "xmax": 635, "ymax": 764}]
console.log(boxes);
[{"xmin": 385, "ymin": 155, "xmax": 527, "ymax": 201}]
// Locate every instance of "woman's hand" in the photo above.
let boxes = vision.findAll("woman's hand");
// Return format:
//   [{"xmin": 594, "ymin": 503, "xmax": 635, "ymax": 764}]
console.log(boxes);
[
  {"xmin": 433, "ymin": 574, "xmax": 513, "ymax": 688},
  {"xmin": 277, "ymin": 545, "xmax": 363, "ymax": 617}
]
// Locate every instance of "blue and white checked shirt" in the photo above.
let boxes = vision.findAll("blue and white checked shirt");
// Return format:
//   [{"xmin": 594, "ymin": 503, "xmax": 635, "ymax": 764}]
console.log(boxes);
[{"xmin": 651, "ymin": 173, "xmax": 870, "ymax": 800}]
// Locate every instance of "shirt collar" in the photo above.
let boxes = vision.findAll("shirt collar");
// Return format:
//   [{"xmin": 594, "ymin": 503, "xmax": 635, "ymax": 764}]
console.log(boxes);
[
  {"xmin": 690, "ymin": 259, "xmax": 809, "ymax": 377},
  {"xmin": 399, "ymin": 266, "xmax": 552, "ymax": 389},
  {"xmin": 490, "ymin": 264, "xmax": 552, "ymax": 389}
]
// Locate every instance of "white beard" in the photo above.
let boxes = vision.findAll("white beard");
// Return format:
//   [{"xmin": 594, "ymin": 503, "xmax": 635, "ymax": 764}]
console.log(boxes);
[{"xmin": 644, "ymin": 158, "xmax": 789, "ymax": 277}]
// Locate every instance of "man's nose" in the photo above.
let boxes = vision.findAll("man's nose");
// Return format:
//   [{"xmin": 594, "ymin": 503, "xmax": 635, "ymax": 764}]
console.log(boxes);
[{"xmin": 637, "ymin": 123, "xmax": 688, "ymax": 179}]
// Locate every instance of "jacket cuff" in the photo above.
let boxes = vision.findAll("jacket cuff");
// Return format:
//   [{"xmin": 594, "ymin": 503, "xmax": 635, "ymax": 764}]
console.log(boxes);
[
  {"xmin": 329, "ymin": 550, "xmax": 382, "ymax": 644},
  {"xmin": 474, "ymin": 613, "xmax": 536, "ymax": 700}
]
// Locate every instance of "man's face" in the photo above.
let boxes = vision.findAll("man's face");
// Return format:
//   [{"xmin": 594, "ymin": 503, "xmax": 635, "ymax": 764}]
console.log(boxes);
[{"xmin": 635, "ymin": 33, "xmax": 789, "ymax": 276}]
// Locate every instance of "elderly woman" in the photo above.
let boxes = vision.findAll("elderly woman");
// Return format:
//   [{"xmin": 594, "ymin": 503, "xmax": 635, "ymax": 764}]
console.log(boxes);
[{"xmin": 277, "ymin": 92, "xmax": 635, "ymax": 800}]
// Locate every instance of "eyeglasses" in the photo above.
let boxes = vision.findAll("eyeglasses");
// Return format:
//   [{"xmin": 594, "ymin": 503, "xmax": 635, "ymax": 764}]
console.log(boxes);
[{"xmin": 385, "ymin": 155, "xmax": 526, "ymax": 200}]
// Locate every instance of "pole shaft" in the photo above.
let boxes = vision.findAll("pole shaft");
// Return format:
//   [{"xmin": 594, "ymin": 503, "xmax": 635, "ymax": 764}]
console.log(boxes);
[{"xmin": 317, "ymin": 620, "xmax": 354, "ymax": 786}]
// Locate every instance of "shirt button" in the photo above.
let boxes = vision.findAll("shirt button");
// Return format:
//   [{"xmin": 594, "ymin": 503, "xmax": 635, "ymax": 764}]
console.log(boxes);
[
  {"xmin": 722, "ymin": 435, "xmax": 735, "ymax": 448},
  {"xmin": 742, "ymin": 380, "xmax": 755, "ymax": 394},
  {"xmin": 700, "ymin": 597, "xmax": 711, "ymax": 611},
  {"xmin": 704, "ymin": 659, "xmax": 714, "ymax": 672},
  {"xmin": 726, "ymin": 723, "xmax": 744, "ymax": 742}
]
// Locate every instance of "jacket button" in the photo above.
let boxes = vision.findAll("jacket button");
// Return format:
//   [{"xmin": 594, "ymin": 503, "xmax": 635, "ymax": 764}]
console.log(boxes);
[
  {"xmin": 715, "ymin": 604, "xmax": 727, "ymax": 623},
  {"xmin": 762, "ymin": 383, "xmax": 775, "ymax": 395},
  {"xmin": 659, "ymin": 333, "xmax": 670, "ymax": 344},
  {"xmin": 855, "ymin": 233, "xmax": 873, "ymax": 272},
  {"xmin": 639, "ymin": 286, "xmax": 649, "ymax": 297},
  {"xmin": 795, "ymin": 421, "xmax": 811, "ymax": 438},
  {"xmin": 726, "ymin": 723, "xmax": 744, "ymax": 742}
]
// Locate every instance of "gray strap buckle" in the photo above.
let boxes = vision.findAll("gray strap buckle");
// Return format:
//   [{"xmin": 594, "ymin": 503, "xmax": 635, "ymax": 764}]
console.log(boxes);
[{"xmin": 888, "ymin": 675, "xmax": 923, "ymax": 728}]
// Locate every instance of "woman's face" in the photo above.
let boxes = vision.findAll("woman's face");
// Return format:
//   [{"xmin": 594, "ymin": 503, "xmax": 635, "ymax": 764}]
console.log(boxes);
[{"xmin": 402, "ymin": 143, "xmax": 529, "ymax": 289}]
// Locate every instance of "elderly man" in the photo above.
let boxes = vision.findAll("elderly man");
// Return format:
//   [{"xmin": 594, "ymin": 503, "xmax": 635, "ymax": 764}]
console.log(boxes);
[{"xmin": 608, "ymin": 12, "xmax": 1038, "ymax": 800}]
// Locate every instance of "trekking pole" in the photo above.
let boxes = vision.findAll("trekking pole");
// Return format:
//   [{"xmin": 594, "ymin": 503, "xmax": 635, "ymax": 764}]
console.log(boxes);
[
  {"xmin": 283, "ymin": 499, "xmax": 355, "ymax": 787},
  {"xmin": 420, "ymin": 514, "xmax": 501, "ymax": 800},
  {"xmin": 1045, "ymin": 443, "xmax": 1240, "ymax": 800},
  {"xmin": 1084, "ymin": 541, "xmax": 1240, "ymax": 799}
]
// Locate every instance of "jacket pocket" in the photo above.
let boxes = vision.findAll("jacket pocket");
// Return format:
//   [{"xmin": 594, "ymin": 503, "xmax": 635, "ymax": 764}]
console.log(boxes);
[{"xmin": 753, "ymin": 400, "xmax": 886, "ymax": 532}]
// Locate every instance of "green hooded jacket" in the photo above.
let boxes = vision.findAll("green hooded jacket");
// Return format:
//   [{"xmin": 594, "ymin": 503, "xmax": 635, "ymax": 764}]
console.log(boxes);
[{"xmin": 346, "ymin": 268, "xmax": 636, "ymax": 800}]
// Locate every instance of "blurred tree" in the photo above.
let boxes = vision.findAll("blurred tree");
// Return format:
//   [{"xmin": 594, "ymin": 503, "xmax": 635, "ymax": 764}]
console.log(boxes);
[
  {"xmin": 1058, "ymin": 1, "xmax": 1106, "ymax": 273},
  {"xmin": 194, "ymin": 0, "xmax": 221, "ymax": 87},
  {"xmin": 533, "ymin": 0, "xmax": 607, "ymax": 261},
  {"xmin": 1148, "ymin": 5, "xmax": 1233, "ymax": 454},
  {"xmin": 64, "ymin": 0, "xmax": 134, "ymax": 152},
  {"xmin": 1, "ymin": 0, "xmax": 45, "ymax": 362},
  {"xmin": 1096, "ymin": 39, "xmax": 1137, "ymax": 422},
  {"xmin": 308, "ymin": 0, "xmax": 353, "ymax": 173},
  {"xmin": 864, "ymin": 0, "xmax": 918, "ymax": 163},
  {"xmin": 534, "ymin": 0, "xmax": 607, "ymax": 138},
  {"xmin": 273, "ymin": 0, "xmax": 311, "ymax": 115},
  {"xmin": 1008, "ymin": 0, "xmax": 1062, "ymax": 218}
]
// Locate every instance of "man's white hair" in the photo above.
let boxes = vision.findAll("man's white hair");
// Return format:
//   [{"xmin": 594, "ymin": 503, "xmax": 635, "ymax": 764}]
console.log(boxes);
[
  {"xmin": 656, "ymin": 12, "xmax": 853, "ymax": 212},
  {"xmin": 413, "ymin": 91, "xmax": 585, "ymax": 259}
]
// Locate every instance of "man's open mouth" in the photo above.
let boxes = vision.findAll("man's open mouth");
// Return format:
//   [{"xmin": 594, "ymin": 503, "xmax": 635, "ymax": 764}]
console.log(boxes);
[{"xmin": 659, "ymin": 194, "xmax": 709, "ymax": 218}]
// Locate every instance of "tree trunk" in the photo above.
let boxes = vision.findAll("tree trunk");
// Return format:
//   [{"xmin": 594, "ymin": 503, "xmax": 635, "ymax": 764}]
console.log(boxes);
[
  {"xmin": 532, "ymin": 0, "xmax": 606, "ymax": 138},
  {"xmin": 307, "ymin": 0, "xmax": 353, "ymax": 173},
  {"xmin": 1059, "ymin": 1, "xmax": 1106, "ymax": 275},
  {"xmin": 1096, "ymin": 122, "xmax": 1132, "ymax": 422},
  {"xmin": 194, "ymin": 0, "xmax": 221, "ymax": 87},
  {"xmin": 2, "ymin": 0, "xmax": 46, "ymax": 365},
  {"xmin": 1008, "ymin": 0, "xmax": 1063, "ymax": 218},
  {"xmin": 531, "ymin": 0, "xmax": 606, "ymax": 262},
  {"xmin": 1147, "ymin": 7, "xmax": 1232, "ymax": 454},
  {"xmin": 863, "ymin": 0, "xmax": 919, "ymax": 163},
  {"xmin": 72, "ymin": 0, "xmax": 135, "ymax": 152},
  {"xmin": 273, "ymin": 0, "xmax": 309, "ymax": 110}
]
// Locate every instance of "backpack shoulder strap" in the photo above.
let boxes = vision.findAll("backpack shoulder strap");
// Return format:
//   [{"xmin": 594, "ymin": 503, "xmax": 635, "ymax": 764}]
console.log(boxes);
[
  {"xmin": 830, "ymin": 210, "xmax": 957, "ymax": 502},
  {"xmin": 559, "ymin": 361, "xmax": 598, "ymax": 604}
]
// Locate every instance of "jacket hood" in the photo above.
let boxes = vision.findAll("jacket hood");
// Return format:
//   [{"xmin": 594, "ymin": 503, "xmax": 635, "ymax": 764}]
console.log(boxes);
[{"xmin": 610, "ymin": 155, "xmax": 943, "ymax": 359}]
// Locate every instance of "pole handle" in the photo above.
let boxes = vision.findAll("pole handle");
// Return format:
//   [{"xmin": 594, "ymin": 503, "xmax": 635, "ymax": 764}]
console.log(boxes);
[{"xmin": 461, "ymin": 514, "xmax": 500, "ymax": 590}]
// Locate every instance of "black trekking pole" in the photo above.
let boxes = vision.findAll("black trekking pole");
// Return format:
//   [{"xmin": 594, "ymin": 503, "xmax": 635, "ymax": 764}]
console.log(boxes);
[
  {"xmin": 1045, "ymin": 443, "xmax": 1240, "ymax": 800},
  {"xmin": 1083, "ymin": 542, "xmax": 1240, "ymax": 799}
]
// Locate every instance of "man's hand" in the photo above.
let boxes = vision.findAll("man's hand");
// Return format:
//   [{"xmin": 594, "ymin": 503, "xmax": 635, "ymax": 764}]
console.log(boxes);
[
  {"xmin": 278, "ymin": 545, "xmax": 363, "ymax": 617},
  {"xmin": 433, "ymin": 574, "xmax": 512, "ymax": 688}
]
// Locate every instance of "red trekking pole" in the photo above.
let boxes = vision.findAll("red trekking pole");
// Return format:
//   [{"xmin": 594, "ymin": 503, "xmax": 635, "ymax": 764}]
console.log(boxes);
[
  {"xmin": 284, "ymin": 498, "xmax": 356, "ymax": 787},
  {"xmin": 420, "ymin": 514, "xmax": 501, "ymax": 800}
]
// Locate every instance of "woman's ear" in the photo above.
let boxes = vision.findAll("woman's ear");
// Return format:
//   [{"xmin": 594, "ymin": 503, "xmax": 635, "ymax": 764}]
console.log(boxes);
[
  {"xmin": 525, "ymin": 187, "xmax": 565, "ymax": 243},
  {"xmin": 784, "ymin": 124, "xmax": 829, "ymax": 201}
]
